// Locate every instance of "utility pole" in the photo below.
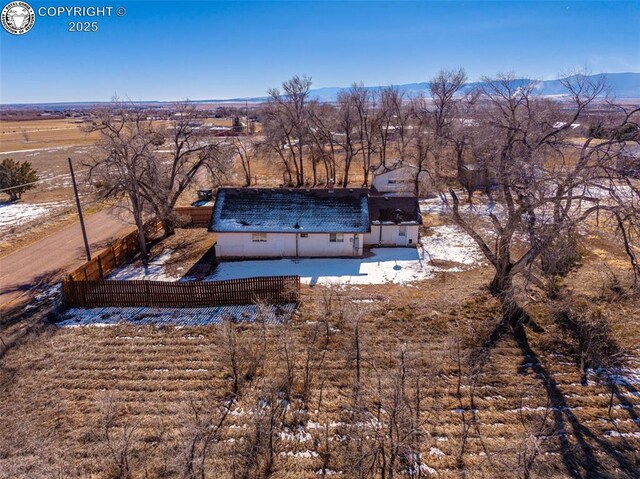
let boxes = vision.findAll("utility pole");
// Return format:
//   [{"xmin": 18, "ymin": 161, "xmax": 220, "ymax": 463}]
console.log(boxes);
[
  {"xmin": 68, "ymin": 157, "xmax": 91, "ymax": 261},
  {"xmin": 245, "ymin": 99, "xmax": 249, "ymax": 135}
]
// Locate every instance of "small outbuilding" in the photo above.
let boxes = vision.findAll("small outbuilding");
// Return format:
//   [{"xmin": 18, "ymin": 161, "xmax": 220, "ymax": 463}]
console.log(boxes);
[{"xmin": 371, "ymin": 161, "xmax": 431, "ymax": 196}]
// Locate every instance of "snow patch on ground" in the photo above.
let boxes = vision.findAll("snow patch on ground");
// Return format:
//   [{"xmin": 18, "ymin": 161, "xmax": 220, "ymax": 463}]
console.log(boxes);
[
  {"xmin": 421, "ymin": 225, "xmax": 485, "ymax": 268},
  {"xmin": 0, "ymin": 201, "xmax": 66, "ymax": 228},
  {"xmin": 208, "ymin": 231, "xmax": 484, "ymax": 286},
  {"xmin": 604, "ymin": 430, "xmax": 640, "ymax": 439},
  {"xmin": 24, "ymin": 283, "xmax": 61, "ymax": 311},
  {"xmin": 589, "ymin": 367, "xmax": 640, "ymax": 387},
  {"xmin": 57, "ymin": 304, "xmax": 297, "ymax": 327},
  {"xmin": 429, "ymin": 447, "xmax": 445, "ymax": 457},
  {"xmin": 280, "ymin": 450, "xmax": 319, "ymax": 458},
  {"xmin": 108, "ymin": 250, "xmax": 182, "ymax": 281}
]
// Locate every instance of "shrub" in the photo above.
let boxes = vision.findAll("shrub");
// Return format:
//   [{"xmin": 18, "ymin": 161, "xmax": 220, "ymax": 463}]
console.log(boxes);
[{"xmin": 0, "ymin": 158, "xmax": 38, "ymax": 201}]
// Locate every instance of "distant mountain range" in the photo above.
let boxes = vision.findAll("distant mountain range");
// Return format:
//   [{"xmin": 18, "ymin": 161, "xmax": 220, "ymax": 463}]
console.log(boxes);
[
  {"xmin": 3, "ymin": 73, "xmax": 639, "ymax": 108},
  {"xmin": 216, "ymin": 72, "xmax": 640, "ymax": 103}
]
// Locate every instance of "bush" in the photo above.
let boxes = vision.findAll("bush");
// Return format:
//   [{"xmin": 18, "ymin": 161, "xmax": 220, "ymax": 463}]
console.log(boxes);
[{"xmin": 0, "ymin": 158, "xmax": 38, "ymax": 201}]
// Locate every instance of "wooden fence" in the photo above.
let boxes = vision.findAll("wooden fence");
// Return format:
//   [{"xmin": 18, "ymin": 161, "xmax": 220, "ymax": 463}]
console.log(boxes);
[
  {"xmin": 62, "ymin": 276, "xmax": 300, "ymax": 308},
  {"xmin": 174, "ymin": 206, "xmax": 214, "ymax": 228},
  {"xmin": 68, "ymin": 220, "xmax": 163, "ymax": 282},
  {"xmin": 68, "ymin": 207, "xmax": 212, "ymax": 282}
]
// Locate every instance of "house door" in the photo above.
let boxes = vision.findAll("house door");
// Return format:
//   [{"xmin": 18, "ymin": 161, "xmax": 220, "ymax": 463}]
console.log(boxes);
[
  {"xmin": 353, "ymin": 234, "xmax": 360, "ymax": 255},
  {"xmin": 398, "ymin": 226, "xmax": 408, "ymax": 246}
]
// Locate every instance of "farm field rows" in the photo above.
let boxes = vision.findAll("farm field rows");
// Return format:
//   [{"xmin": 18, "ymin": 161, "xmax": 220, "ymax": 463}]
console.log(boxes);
[{"xmin": 1, "ymin": 266, "xmax": 638, "ymax": 477}]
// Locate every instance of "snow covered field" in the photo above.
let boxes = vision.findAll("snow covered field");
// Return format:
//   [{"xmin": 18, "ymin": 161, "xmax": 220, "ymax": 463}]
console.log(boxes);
[
  {"xmin": 208, "ymin": 225, "xmax": 484, "ymax": 285},
  {"xmin": 0, "ymin": 201, "xmax": 66, "ymax": 229},
  {"xmin": 57, "ymin": 303, "xmax": 298, "ymax": 327}
]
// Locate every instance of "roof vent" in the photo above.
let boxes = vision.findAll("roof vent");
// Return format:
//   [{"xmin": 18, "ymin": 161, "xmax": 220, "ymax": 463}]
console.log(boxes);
[
  {"xmin": 349, "ymin": 188, "xmax": 353, "ymax": 192},
  {"xmin": 294, "ymin": 222, "xmax": 300, "ymax": 229},
  {"xmin": 384, "ymin": 197, "xmax": 389, "ymax": 201}
]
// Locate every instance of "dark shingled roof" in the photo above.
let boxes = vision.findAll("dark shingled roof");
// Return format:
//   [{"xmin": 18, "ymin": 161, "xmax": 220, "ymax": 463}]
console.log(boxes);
[
  {"xmin": 210, "ymin": 188, "xmax": 371, "ymax": 233},
  {"xmin": 368, "ymin": 195, "xmax": 423, "ymax": 224}
]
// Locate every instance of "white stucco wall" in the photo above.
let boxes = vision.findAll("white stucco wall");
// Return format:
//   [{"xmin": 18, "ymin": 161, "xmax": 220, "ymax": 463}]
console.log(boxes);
[
  {"xmin": 372, "ymin": 169, "xmax": 415, "ymax": 193},
  {"xmin": 372, "ymin": 167, "xmax": 431, "ymax": 195},
  {"xmin": 215, "ymin": 232, "xmax": 364, "ymax": 258},
  {"xmin": 363, "ymin": 224, "xmax": 419, "ymax": 246}
]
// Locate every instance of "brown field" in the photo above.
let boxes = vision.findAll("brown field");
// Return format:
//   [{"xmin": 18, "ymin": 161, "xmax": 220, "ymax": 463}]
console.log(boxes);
[
  {"xmin": 0, "ymin": 207, "xmax": 639, "ymax": 478},
  {"xmin": 0, "ymin": 117, "xmax": 237, "ymax": 257}
]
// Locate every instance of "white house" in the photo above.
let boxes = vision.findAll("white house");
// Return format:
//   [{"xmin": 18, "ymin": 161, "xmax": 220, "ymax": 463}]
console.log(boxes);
[
  {"xmin": 209, "ymin": 188, "xmax": 422, "ymax": 258},
  {"xmin": 371, "ymin": 162, "xmax": 430, "ymax": 195},
  {"xmin": 210, "ymin": 188, "xmax": 370, "ymax": 258}
]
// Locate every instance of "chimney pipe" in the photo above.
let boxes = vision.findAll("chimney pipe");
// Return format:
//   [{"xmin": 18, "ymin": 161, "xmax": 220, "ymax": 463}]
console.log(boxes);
[{"xmin": 328, "ymin": 178, "xmax": 335, "ymax": 191}]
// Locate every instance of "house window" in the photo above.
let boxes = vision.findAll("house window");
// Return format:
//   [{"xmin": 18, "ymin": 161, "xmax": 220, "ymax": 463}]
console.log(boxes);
[
  {"xmin": 252, "ymin": 232, "xmax": 267, "ymax": 242},
  {"xmin": 300, "ymin": 233, "xmax": 308, "ymax": 238},
  {"xmin": 399, "ymin": 226, "xmax": 407, "ymax": 237},
  {"xmin": 329, "ymin": 233, "xmax": 344, "ymax": 243}
]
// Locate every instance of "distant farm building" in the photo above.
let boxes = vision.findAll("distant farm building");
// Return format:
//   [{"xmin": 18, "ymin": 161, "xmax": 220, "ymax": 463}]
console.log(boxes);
[
  {"xmin": 457, "ymin": 163, "xmax": 498, "ymax": 202},
  {"xmin": 209, "ymin": 188, "xmax": 422, "ymax": 258},
  {"xmin": 371, "ymin": 162, "xmax": 431, "ymax": 196}
]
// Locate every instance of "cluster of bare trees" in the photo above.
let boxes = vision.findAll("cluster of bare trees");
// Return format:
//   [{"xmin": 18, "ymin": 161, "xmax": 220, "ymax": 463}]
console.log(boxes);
[
  {"xmin": 260, "ymin": 74, "xmax": 454, "ymax": 190},
  {"xmin": 87, "ymin": 101, "xmax": 231, "ymax": 262}
]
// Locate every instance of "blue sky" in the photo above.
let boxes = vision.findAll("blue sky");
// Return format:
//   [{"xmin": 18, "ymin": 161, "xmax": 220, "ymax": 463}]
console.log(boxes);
[{"xmin": 1, "ymin": 0, "xmax": 639, "ymax": 103}]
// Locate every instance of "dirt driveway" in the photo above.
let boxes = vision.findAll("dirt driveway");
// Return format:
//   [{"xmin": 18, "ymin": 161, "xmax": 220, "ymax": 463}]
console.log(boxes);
[{"xmin": 0, "ymin": 207, "xmax": 132, "ymax": 311}]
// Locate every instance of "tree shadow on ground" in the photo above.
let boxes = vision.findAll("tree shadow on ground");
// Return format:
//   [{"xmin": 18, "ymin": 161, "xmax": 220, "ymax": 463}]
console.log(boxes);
[{"xmin": 475, "ymin": 315, "xmax": 637, "ymax": 479}]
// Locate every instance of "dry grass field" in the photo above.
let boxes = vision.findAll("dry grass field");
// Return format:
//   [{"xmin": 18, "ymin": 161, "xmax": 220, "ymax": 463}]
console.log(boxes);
[
  {"xmin": 0, "ymin": 213, "xmax": 638, "ymax": 478},
  {"xmin": 0, "ymin": 117, "xmax": 235, "ymax": 257}
]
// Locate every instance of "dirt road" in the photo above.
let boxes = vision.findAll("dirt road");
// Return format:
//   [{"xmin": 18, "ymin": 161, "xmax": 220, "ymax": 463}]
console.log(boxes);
[{"xmin": 0, "ymin": 207, "xmax": 132, "ymax": 311}]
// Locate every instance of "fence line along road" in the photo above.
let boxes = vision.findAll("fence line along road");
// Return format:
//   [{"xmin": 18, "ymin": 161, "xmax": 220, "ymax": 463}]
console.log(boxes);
[{"xmin": 62, "ymin": 275, "xmax": 301, "ymax": 308}]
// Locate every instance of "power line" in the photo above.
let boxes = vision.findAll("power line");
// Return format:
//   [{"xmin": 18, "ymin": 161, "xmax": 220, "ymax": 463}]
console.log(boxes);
[{"xmin": 0, "ymin": 168, "xmax": 91, "ymax": 193}]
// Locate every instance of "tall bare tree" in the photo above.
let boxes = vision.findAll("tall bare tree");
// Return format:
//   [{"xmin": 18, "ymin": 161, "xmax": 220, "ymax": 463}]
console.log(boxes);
[
  {"xmin": 335, "ymin": 89, "xmax": 363, "ymax": 187},
  {"xmin": 447, "ymin": 72, "xmax": 640, "ymax": 329},
  {"xmin": 265, "ymin": 75, "xmax": 313, "ymax": 186},
  {"xmin": 87, "ymin": 103, "xmax": 160, "ymax": 262},
  {"xmin": 429, "ymin": 68, "xmax": 469, "ymax": 180},
  {"xmin": 139, "ymin": 102, "xmax": 229, "ymax": 237}
]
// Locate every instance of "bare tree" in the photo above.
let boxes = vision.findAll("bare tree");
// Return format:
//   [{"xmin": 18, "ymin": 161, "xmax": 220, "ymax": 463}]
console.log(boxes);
[
  {"xmin": 447, "ymin": 72, "xmax": 640, "ymax": 329},
  {"xmin": 350, "ymin": 83, "xmax": 378, "ymax": 186},
  {"xmin": 138, "ymin": 102, "xmax": 229, "ymax": 237},
  {"xmin": 335, "ymin": 90, "xmax": 363, "ymax": 187},
  {"xmin": 307, "ymin": 101, "xmax": 339, "ymax": 185},
  {"xmin": 230, "ymin": 136, "xmax": 254, "ymax": 186},
  {"xmin": 93, "ymin": 396, "xmax": 137, "ymax": 479},
  {"xmin": 87, "ymin": 103, "xmax": 160, "ymax": 263},
  {"xmin": 429, "ymin": 68, "xmax": 469, "ymax": 181},
  {"xmin": 180, "ymin": 397, "xmax": 231, "ymax": 479},
  {"xmin": 265, "ymin": 75, "xmax": 313, "ymax": 187}
]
